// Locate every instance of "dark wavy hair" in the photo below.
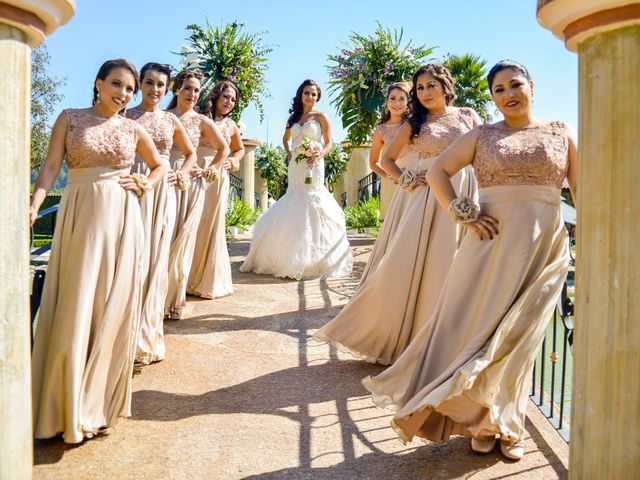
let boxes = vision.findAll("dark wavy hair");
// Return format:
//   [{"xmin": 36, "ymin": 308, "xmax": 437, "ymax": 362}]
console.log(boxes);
[
  {"xmin": 200, "ymin": 80, "xmax": 240, "ymax": 119},
  {"xmin": 286, "ymin": 79, "xmax": 321, "ymax": 128},
  {"xmin": 167, "ymin": 69, "xmax": 204, "ymax": 109},
  {"xmin": 377, "ymin": 81, "xmax": 411, "ymax": 125},
  {"xmin": 92, "ymin": 59, "xmax": 140, "ymax": 113},
  {"xmin": 487, "ymin": 60, "xmax": 531, "ymax": 92},
  {"xmin": 408, "ymin": 64, "xmax": 456, "ymax": 138},
  {"xmin": 139, "ymin": 62, "xmax": 172, "ymax": 94}
]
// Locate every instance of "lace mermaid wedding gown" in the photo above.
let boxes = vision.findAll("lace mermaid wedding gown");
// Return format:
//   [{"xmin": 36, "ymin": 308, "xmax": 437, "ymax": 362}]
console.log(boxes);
[{"xmin": 240, "ymin": 119, "xmax": 352, "ymax": 279}]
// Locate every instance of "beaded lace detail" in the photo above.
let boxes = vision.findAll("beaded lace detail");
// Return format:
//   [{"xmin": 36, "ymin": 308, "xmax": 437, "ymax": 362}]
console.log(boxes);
[
  {"xmin": 406, "ymin": 107, "xmax": 478, "ymax": 158},
  {"xmin": 473, "ymin": 121, "xmax": 569, "ymax": 189},
  {"xmin": 375, "ymin": 122, "xmax": 403, "ymax": 145},
  {"xmin": 200, "ymin": 116, "xmax": 235, "ymax": 148},
  {"xmin": 169, "ymin": 111, "xmax": 206, "ymax": 150},
  {"xmin": 64, "ymin": 109, "xmax": 137, "ymax": 169},
  {"xmin": 127, "ymin": 109, "xmax": 175, "ymax": 156}
]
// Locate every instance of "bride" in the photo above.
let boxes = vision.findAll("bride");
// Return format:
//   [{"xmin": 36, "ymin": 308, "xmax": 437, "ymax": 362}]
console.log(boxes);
[{"xmin": 240, "ymin": 79, "xmax": 352, "ymax": 279}]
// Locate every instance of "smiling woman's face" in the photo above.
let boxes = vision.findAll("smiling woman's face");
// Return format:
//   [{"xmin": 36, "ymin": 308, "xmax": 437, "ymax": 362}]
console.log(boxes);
[
  {"xmin": 95, "ymin": 67, "xmax": 136, "ymax": 113},
  {"xmin": 490, "ymin": 68, "xmax": 534, "ymax": 119}
]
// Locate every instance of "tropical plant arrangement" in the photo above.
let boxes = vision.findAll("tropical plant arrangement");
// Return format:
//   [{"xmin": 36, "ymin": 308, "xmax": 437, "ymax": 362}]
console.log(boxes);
[
  {"xmin": 323, "ymin": 144, "xmax": 349, "ymax": 188},
  {"xmin": 176, "ymin": 20, "xmax": 273, "ymax": 122},
  {"xmin": 225, "ymin": 197, "xmax": 261, "ymax": 232},
  {"xmin": 443, "ymin": 53, "xmax": 492, "ymax": 122},
  {"xmin": 344, "ymin": 196, "xmax": 382, "ymax": 234},
  {"xmin": 327, "ymin": 23, "xmax": 436, "ymax": 147},
  {"xmin": 255, "ymin": 143, "xmax": 288, "ymax": 199}
]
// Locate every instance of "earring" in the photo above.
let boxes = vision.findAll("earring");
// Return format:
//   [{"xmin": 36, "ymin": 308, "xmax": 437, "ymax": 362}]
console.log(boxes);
[
  {"xmin": 494, "ymin": 108, "xmax": 499, "ymax": 116},
  {"xmin": 97, "ymin": 90, "xmax": 102, "ymax": 103}
]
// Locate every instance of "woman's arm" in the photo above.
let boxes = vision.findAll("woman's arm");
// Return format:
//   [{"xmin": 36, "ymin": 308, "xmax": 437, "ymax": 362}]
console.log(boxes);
[
  {"xmin": 172, "ymin": 117, "xmax": 197, "ymax": 173},
  {"xmin": 29, "ymin": 111, "xmax": 68, "ymax": 225},
  {"xmin": 316, "ymin": 113, "xmax": 333, "ymax": 160},
  {"xmin": 426, "ymin": 128, "xmax": 498, "ymax": 240},
  {"xmin": 566, "ymin": 124, "xmax": 578, "ymax": 206},
  {"xmin": 283, "ymin": 126, "xmax": 292, "ymax": 162},
  {"xmin": 380, "ymin": 123, "xmax": 412, "ymax": 181},
  {"xmin": 201, "ymin": 117, "xmax": 230, "ymax": 169},
  {"xmin": 227, "ymin": 124, "xmax": 245, "ymax": 172},
  {"xmin": 367, "ymin": 128, "xmax": 388, "ymax": 178}
]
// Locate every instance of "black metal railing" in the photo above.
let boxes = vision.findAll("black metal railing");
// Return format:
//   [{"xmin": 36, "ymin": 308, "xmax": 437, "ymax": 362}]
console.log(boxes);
[
  {"xmin": 229, "ymin": 173, "xmax": 243, "ymax": 202},
  {"xmin": 30, "ymin": 204, "xmax": 59, "ymax": 335},
  {"xmin": 254, "ymin": 191, "xmax": 261, "ymax": 210},
  {"xmin": 357, "ymin": 172, "xmax": 380, "ymax": 202},
  {"xmin": 530, "ymin": 225, "xmax": 575, "ymax": 442},
  {"xmin": 340, "ymin": 192, "xmax": 347, "ymax": 209}
]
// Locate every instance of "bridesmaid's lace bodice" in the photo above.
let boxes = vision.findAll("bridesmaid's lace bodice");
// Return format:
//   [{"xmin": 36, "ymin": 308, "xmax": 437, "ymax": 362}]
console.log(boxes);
[
  {"xmin": 64, "ymin": 109, "xmax": 137, "ymax": 169},
  {"xmin": 473, "ymin": 121, "xmax": 570, "ymax": 189},
  {"xmin": 375, "ymin": 121, "xmax": 403, "ymax": 145},
  {"xmin": 200, "ymin": 116, "xmax": 235, "ymax": 148},
  {"xmin": 126, "ymin": 109, "xmax": 175, "ymax": 156},
  {"xmin": 406, "ymin": 107, "xmax": 478, "ymax": 159},
  {"xmin": 169, "ymin": 111, "xmax": 207, "ymax": 151}
]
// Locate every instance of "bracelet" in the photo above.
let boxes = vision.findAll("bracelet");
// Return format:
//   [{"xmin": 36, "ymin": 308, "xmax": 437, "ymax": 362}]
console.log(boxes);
[
  {"xmin": 130, "ymin": 173, "xmax": 151, "ymax": 198},
  {"xmin": 399, "ymin": 168, "xmax": 419, "ymax": 192},
  {"xmin": 448, "ymin": 196, "xmax": 480, "ymax": 224},
  {"xmin": 202, "ymin": 164, "xmax": 218, "ymax": 183},
  {"xmin": 175, "ymin": 171, "xmax": 191, "ymax": 191}
]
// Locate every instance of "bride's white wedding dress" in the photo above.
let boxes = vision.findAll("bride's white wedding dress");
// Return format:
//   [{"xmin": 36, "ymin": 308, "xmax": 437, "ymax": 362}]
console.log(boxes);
[{"xmin": 240, "ymin": 119, "xmax": 352, "ymax": 279}]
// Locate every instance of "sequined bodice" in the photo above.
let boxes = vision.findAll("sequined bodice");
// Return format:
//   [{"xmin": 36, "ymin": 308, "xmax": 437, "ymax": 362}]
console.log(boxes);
[
  {"xmin": 406, "ymin": 107, "xmax": 478, "ymax": 159},
  {"xmin": 376, "ymin": 122, "xmax": 403, "ymax": 145},
  {"xmin": 200, "ymin": 116, "xmax": 235, "ymax": 149},
  {"xmin": 64, "ymin": 109, "xmax": 137, "ymax": 169},
  {"xmin": 473, "ymin": 121, "xmax": 569, "ymax": 189},
  {"xmin": 127, "ymin": 109, "xmax": 175, "ymax": 156},
  {"xmin": 170, "ymin": 111, "xmax": 206, "ymax": 150}
]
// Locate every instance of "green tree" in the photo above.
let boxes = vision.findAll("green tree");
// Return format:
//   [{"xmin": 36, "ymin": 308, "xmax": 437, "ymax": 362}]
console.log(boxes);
[
  {"xmin": 327, "ymin": 23, "xmax": 436, "ymax": 147},
  {"xmin": 31, "ymin": 44, "xmax": 66, "ymax": 171},
  {"xmin": 177, "ymin": 20, "xmax": 273, "ymax": 122},
  {"xmin": 255, "ymin": 143, "xmax": 288, "ymax": 199},
  {"xmin": 444, "ymin": 53, "xmax": 492, "ymax": 122}
]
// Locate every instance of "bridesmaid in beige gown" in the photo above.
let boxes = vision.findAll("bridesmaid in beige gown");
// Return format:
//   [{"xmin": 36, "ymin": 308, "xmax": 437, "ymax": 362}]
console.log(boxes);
[
  {"xmin": 314, "ymin": 65, "xmax": 480, "ymax": 365},
  {"xmin": 165, "ymin": 70, "xmax": 230, "ymax": 319},
  {"xmin": 363, "ymin": 61, "xmax": 578, "ymax": 461},
  {"xmin": 188, "ymin": 80, "xmax": 245, "ymax": 299},
  {"xmin": 357, "ymin": 82, "xmax": 410, "ymax": 285},
  {"xmin": 30, "ymin": 59, "xmax": 166, "ymax": 443},
  {"xmin": 127, "ymin": 62, "xmax": 197, "ymax": 364}
]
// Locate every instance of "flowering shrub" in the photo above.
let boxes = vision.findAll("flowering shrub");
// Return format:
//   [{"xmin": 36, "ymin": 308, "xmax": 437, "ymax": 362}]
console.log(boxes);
[
  {"xmin": 323, "ymin": 144, "xmax": 349, "ymax": 187},
  {"xmin": 255, "ymin": 143, "xmax": 288, "ymax": 199},
  {"xmin": 327, "ymin": 23, "xmax": 436, "ymax": 147},
  {"xmin": 177, "ymin": 20, "xmax": 273, "ymax": 122}
]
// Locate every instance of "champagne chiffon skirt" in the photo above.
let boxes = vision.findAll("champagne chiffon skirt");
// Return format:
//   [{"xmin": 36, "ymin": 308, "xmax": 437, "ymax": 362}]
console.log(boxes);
[
  {"xmin": 188, "ymin": 150, "xmax": 233, "ymax": 299},
  {"xmin": 314, "ymin": 163, "xmax": 476, "ymax": 365},
  {"xmin": 165, "ymin": 151, "xmax": 205, "ymax": 319},
  {"xmin": 31, "ymin": 167, "xmax": 144, "ymax": 443},
  {"xmin": 132, "ymin": 156, "xmax": 176, "ymax": 364},
  {"xmin": 363, "ymin": 185, "xmax": 570, "ymax": 443},
  {"xmin": 357, "ymin": 184, "xmax": 411, "ymax": 287}
]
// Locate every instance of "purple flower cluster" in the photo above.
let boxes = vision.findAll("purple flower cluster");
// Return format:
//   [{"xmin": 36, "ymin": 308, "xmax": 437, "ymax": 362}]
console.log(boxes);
[
  {"xmin": 382, "ymin": 60, "xmax": 393, "ymax": 78},
  {"xmin": 330, "ymin": 69, "xmax": 349, "ymax": 79}
]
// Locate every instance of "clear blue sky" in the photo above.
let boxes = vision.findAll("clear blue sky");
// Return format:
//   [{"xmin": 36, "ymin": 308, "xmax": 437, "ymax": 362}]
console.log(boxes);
[{"xmin": 43, "ymin": 0, "xmax": 578, "ymax": 145}]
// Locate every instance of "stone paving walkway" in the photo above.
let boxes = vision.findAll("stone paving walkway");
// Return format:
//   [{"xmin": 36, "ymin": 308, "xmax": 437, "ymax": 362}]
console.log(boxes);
[{"xmin": 34, "ymin": 235, "xmax": 569, "ymax": 479}]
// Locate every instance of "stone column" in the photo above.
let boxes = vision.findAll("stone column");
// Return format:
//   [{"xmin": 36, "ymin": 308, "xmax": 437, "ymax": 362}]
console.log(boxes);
[
  {"xmin": 240, "ymin": 138, "xmax": 261, "ymax": 207},
  {"xmin": 0, "ymin": 3, "xmax": 75, "ymax": 478},
  {"xmin": 537, "ymin": 2, "xmax": 640, "ymax": 479},
  {"xmin": 343, "ymin": 143, "xmax": 371, "ymax": 207}
]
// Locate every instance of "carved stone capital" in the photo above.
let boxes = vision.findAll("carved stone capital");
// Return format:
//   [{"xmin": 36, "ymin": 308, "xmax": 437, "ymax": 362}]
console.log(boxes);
[{"xmin": 0, "ymin": 0, "xmax": 74, "ymax": 46}]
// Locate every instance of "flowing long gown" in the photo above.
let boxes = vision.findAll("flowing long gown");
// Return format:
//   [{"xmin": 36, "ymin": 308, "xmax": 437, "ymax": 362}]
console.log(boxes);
[
  {"xmin": 363, "ymin": 121, "xmax": 572, "ymax": 444},
  {"xmin": 165, "ymin": 111, "xmax": 207, "ymax": 319},
  {"xmin": 127, "ymin": 109, "xmax": 177, "ymax": 364},
  {"xmin": 314, "ymin": 107, "xmax": 479, "ymax": 365},
  {"xmin": 187, "ymin": 116, "xmax": 235, "ymax": 299},
  {"xmin": 31, "ymin": 109, "xmax": 144, "ymax": 443},
  {"xmin": 240, "ymin": 119, "xmax": 352, "ymax": 279},
  {"xmin": 357, "ymin": 121, "xmax": 406, "ymax": 286}
]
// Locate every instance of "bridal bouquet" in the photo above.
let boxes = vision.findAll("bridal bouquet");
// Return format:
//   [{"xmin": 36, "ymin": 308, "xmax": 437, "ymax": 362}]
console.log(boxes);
[{"xmin": 294, "ymin": 137, "xmax": 323, "ymax": 184}]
